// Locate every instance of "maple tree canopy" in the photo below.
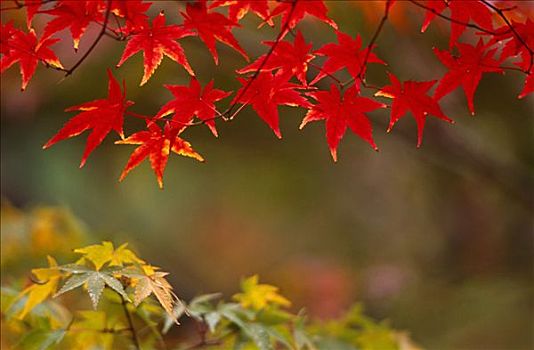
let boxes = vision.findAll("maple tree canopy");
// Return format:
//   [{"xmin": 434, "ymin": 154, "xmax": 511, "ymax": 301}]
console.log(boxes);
[{"xmin": 1, "ymin": 0, "xmax": 532, "ymax": 188}]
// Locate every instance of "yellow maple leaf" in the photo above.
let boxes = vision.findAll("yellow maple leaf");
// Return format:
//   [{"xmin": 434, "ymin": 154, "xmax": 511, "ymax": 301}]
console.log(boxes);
[
  {"xmin": 110, "ymin": 242, "xmax": 145, "ymax": 266},
  {"xmin": 233, "ymin": 275, "xmax": 291, "ymax": 311},
  {"xmin": 17, "ymin": 256, "xmax": 61, "ymax": 319},
  {"xmin": 74, "ymin": 241, "xmax": 144, "ymax": 270}
]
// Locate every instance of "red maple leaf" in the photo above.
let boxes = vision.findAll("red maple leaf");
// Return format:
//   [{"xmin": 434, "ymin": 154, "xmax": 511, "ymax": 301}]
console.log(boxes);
[
  {"xmin": 310, "ymin": 30, "xmax": 385, "ymax": 85},
  {"xmin": 232, "ymin": 72, "xmax": 311, "ymax": 138},
  {"xmin": 110, "ymin": 0, "xmax": 152, "ymax": 35},
  {"xmin": 43, "ymin": 69, "xmax": 133, "ymax": 167},
  {"xmin": 1, "ymin": 21, "xmax": 19, "ymax": 55},
  {"xmin": 375, "ymin": 73, "xmax": 453, "ymax": 147},
  {"xmin": 269, "ymin": 0, "xmax": 337, "ymax": 34},
  {"xmin": 490, "ymin": 19, "xmax": 534, "ymax": 72},
  {"xmin": 0, "ymin": 28, "xmax": 63, "ymax": 91},
  {"xmin": 434, "ymin": 40, "xmax": 503, "ymax": 115},
  {"xmin": 156, "ymin": 78, "xmax": 231, "ymax": 137},
  {"xmin": 181, "ymin": 0, "xmax": 248, "ymax": 65},
  {"xmin": 236, "ymin": 30, "xmax": 315, "ymax": 85},
  {"xmin": 42, "ymin": 0, "xmax": 104, "ymax": 50},
  {"xmin": 300, "ymin": 84, "xmax": 385, "ymax": 161},
  {"xmin": 210, "ymin": 0, "xmax": 273, "ymax": 26},
  {"xmin": 420, "ymin": 0, "xmax": 493, "ymax": 47},
  {"xmin": 116, "ymin": 121, "xmax": 204, "ymax": 188},
  {"xmin": 116, "ymin": 12, "xmax": 195, "ymax": 86}
]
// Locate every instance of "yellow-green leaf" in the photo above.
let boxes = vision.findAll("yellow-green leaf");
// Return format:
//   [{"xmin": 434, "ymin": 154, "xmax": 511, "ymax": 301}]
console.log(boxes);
[
  {"xmin": 74, "ymin": 241, "xmax": 144, "ymax": 270},
  {"xmin": 233, "ymin": 275, "xmax": 291, "ymax": 311},
  {"xmin": 17, "ymin": 256, "xmax": 61, "ymax": 319}
]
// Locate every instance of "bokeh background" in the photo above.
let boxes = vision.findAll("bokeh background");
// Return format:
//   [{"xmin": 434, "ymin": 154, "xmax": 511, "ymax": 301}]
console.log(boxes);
[{"xmin": 1, "ymin": 2, "xmax": 533, "ymax": 349}]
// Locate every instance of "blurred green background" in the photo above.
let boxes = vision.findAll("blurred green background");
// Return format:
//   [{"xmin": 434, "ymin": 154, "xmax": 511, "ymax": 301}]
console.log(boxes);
[{"xmin": 1, "ymin": 2, "xmax": 533, "ymax": 349}]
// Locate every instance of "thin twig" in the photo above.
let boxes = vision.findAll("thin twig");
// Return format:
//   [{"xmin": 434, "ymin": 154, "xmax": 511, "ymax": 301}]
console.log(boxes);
[
  {"xmin": 286, "ymin": 28, "xmax": 343, "ymax": 87},
  {"xmin": 181, "ymin": 319, "xmax": 239, "ymax": 350},
  {"xmin": 121, "ymin": 295, "xmax": 141, "ymax": 350},
  {"xmin": 0, "ymin": 5, "xmax": 23, "ymax": 11},
  {"xmin": 1, "ymin": 0, "xmax": 56, "ymax": 11},
  {"xmin": 343, "ymin": 0, "xmax": 392, "ymax": 89},
  {"xmin": 93, "ymin": 21, "xmax": 126, "ymax": 41},
  {"xmin": 126, "ymin": 110, "xmax": 207, "ymax": 128},
  {"xmin": 112, "ymin": 13, "xmax": 124, "ymax": 38},
  {"xmin": 66, "ymin": 327, "xmax": 133, "ymax": 334},
  {"xmin": 308, "ymin": 62, "xmax": 343, "ymax": 85}
]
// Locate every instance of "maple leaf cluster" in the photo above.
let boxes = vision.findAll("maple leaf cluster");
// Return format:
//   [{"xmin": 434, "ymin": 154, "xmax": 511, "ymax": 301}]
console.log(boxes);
[
  {"xmin": 18, "ymin": 241, "xmax": 182, "ymax": 323},
  {"xmin": 1, "ymin": 0, "xmax": 532, "ymax": 188}
]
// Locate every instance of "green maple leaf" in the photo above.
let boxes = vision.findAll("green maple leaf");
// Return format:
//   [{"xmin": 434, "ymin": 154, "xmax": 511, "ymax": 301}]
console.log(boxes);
[{"xmin": 55, "ymin": 265, "xmax": 129, "ymax": 309}]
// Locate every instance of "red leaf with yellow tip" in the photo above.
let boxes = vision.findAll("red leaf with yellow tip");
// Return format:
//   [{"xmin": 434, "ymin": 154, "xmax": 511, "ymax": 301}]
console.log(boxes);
[
  {"xmin": 156, "ymin": 78, "xmax": 231, "ymax": 137},
  {"xmin": 233, "ymin": 72, "xmax": 311, "ymax": 139},
  {"xmin": 0, "ymin": 28, "xmax": 63, "ymax": 91},
  {"xmin": 117, "ymin": 12, "xmax": 195, "ymax": 86},
  {"xmin": 181, "ymin": 0, "xmax": 248, "ymax": 65},
  {"xmin": 43, "ymin": 69, "xmax": 133, "ymax": 167},
  {"xmin": 301, "ymin": 84, "xmax": 384, "ymax": 161},
  {"xmin": 116, "ymin": 121, "xmax": 204, "ymax": 188},
  {"xmin": 42, "ymin": 0, "xmax": 104, "ymax": 50},
  {"xmin": 210, "ymin": 0, "xmax": 273, "ymax": 26},
  {"xmin": 376, "ymin": 73, "xmax": 453, "ymax": 147},
  {"xmin": 420, "ymin": 0, "xmax": 447, "ymax": 33},
  {"xmin": 433, "ymin": 40, "xmax": 503, "ymax": 115}
]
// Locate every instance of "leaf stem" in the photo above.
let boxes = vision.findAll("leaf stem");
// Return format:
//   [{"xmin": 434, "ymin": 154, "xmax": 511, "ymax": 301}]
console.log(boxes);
[{"xmin": 121, "ymin": 294, "xmax": 141, "ymax": 350}]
